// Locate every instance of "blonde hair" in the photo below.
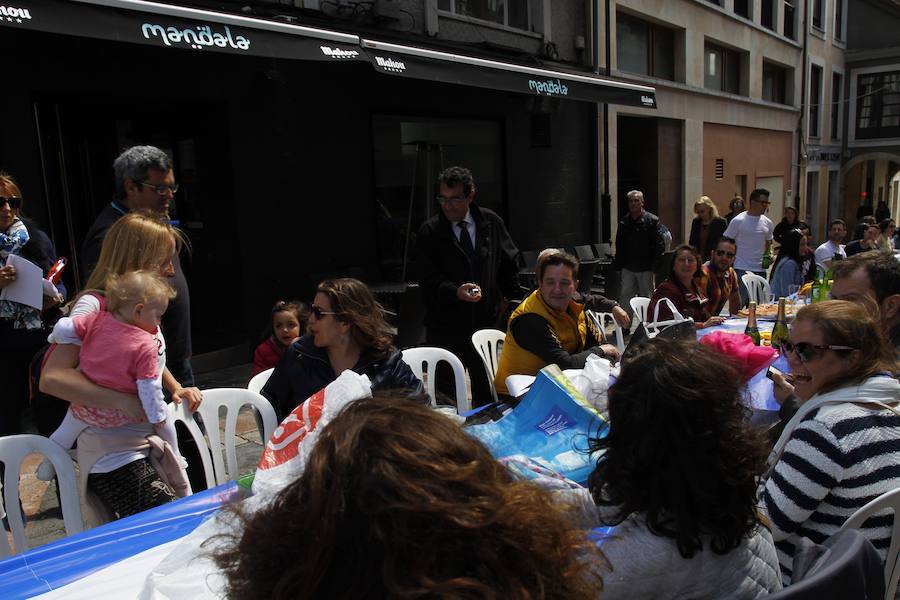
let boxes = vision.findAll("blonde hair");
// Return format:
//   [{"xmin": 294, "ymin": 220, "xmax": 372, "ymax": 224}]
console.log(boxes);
[
  {"xmin": 105, "ymin": 270, "xmax": 176, "ymax": 314},
  {"xmin": 694, "ymin": 196, "xmax": 720, "ymax": 219},
  {"xmin": 81, "ymin": 211, "xmax": 185, "ymax": 297}
]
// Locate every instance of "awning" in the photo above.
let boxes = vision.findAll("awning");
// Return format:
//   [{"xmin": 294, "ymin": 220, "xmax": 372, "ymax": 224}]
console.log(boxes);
[
  {"xmin": 361, "ymin": 38, "xmax": 657, "ymax": 109},
  {"xmin": 1, "ymin": 0, "xmax": 366, "ymax": 61}
]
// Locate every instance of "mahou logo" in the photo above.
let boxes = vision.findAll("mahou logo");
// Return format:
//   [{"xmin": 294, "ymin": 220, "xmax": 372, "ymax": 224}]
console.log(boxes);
[
  {"xmin": 375, "ymin": 55, "xmax": 406, "ymax": 73},
  {"xmin": 320, "ymin": 46, "xmax": 360, "ymax": 59},
  {"xmin": 0, "ymin": 5, "xmax": 32, "ymax": 22},
  {"xmin": 141, "ymin": 22, "xmax": 251, "ymax": 51}
]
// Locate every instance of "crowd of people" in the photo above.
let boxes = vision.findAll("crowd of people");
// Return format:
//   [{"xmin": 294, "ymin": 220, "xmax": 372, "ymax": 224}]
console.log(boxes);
[{"xmin": 1, "ymin": 152, "xmax": 899, "ymax": 597}]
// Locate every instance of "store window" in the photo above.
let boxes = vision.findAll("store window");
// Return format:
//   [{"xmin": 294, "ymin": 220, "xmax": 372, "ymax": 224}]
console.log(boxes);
[
  {"xmin": 616, "ymin": 12, "xmax": 675, "ymax": 81},
  {"xmin": 809, "ymin": 64, "xmax": 823, "ymax": 138},
  {"xmin": 438, "ymin": 0, "xmax": 530, "ymax": 30},
  {"xmin": 705, "ymin": 42, "xmax": 742, "ymax": 95},
  {"xmin": 856, "ymin": 71, "xmax": 900, "ymax": 140},
  {"xmin": 763, "ymin": 61, "xmax": 789, "ymax": 105}
]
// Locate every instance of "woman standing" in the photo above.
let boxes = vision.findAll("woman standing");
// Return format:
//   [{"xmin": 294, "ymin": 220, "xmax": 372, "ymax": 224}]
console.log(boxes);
[
  {"xmin": 648, "ymin": 245, "xmax": 725, "ymax": 328},
  {"xmin": 761, "ymin": 301, "xmax": 900, "ymax": 584},
  {"xmin": 769, "ymin": 229, "xmax": 807, "ymax": 298},
  {"xmin": 688, "ymin": 196, "xmax": 727, "ymax": 260},
  {"xmin": 772, "ymin": 206, "xmax": 800, "ymax": 246},
  {"xmin": 724, "ymin": 195, "xmax": 745, "ymax": 224}
]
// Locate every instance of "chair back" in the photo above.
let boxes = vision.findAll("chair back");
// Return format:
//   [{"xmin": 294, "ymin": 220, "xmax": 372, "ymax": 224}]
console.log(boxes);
[
  {"xmin": 196, "ymin": 389, "xmax": 279, "ymax": 485},
  {"xmin": 629, "ymin": 296, "xmax": 650, "ymax": 324},
  {"xmin": 576, "ymin": 259, "xmax": 600, "ymax": 295},
  {"xmin": 247, "ymin": 367, "xmax": 274, "ymax": 394},
  {"xmin": 840, "ymin": 487, "xmax": 900, "ymax": 599},
  {"xmin": 167, "ymin": 402, "xmax": 217, "ymax": 490},
  {"xmin": 574, "ymin": 245, "xmax": 595, "ymax": 261},
  {"xmin": 741, "ymin": 271, "xmax": 772, "ymax": 305},
  {"xmin": 401, "ymin": 347, "xmax": 470, "ymax": 414},
  {"xmin": 471, "ymin": 328, "xmax": 505, "ymax": 403},
  {"xmin": 593, "ymin": 243, "xmax": 613, "ymax": 259},
  {"xmin": 0, "ymin": 434, "xmax": 83, "ymax": 557},
  {"xmin": 587, "ymin": 310, "xmax": 625, "ymax": 353}
]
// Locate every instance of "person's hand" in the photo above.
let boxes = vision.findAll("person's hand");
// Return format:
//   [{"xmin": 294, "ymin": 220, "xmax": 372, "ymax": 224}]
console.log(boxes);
[
  {"xmin": 599, "ymin": 344, "xmax": 620, "ymax": 362},
  {"xmin": 611, "ymin": 306, "xmax": 631, "ymax": 330},
  {"xmin": 456, "ymin": 283, "xmax": 482, "ymax": 303},
  {"xmin": 0, "ymin": 265, "xmax": 15, "ymax": 289},
  {"xmin": 702, "ymin": 315, "xmax": 726, "ymax": 328},
  {"xmin": 172, "ymin": 386, "xmax": 203, "ymax": 412},
  {"xmin": 771, "ymin": 371, "xmax": 795, "ymax": 406},
  {"xmin": 42, "ymin": 293, "xmax": 62, "ymax": 311}
]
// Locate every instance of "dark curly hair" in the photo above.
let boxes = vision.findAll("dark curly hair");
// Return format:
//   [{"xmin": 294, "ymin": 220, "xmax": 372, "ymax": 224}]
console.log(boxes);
[
  {"xmin": 588, "ymin": 338, "xmax": 766, "ymax": 559},
  {"xmin": 317, "ymin": 278, "xmax": 394, "ymax": 358},
  {"xmin": 213, "ymin": 393, "xmax": 603, "ymax": 599}
]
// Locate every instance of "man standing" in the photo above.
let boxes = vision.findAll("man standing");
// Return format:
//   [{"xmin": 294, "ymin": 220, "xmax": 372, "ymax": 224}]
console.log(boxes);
[
  {"xmin": 82, "ymin": 145, "xmax": 194, "ymax": 388},
  {"xmin": 613, "ymin": 190, "xmax": 665, "ymax": 318},
  {"xmin": 695, "ymin": 236, "xmax": 741, "ymax": 317},
  {"xmin": 416, "ymin": 166, "xmax": 521, "ymax": 407},
  {"xmin": 723, "ymin": 188, "xmax": 774, "ymax": 306},
  {"xmin": 814, "ymin": 219, "xmax": 847, "ymax": 268}
]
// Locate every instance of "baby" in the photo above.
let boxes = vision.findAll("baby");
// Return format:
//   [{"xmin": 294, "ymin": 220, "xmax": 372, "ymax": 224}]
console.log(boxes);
[{"xmin": 39, "ymin": 271, "xmax": 187, "ymax": 483}]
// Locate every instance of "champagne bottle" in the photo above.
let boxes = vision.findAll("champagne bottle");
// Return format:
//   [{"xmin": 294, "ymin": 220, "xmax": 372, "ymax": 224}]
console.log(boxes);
[
  {"xmin": 744, "ymin": 301, "xmax": 761, "ymax": 346},
  {"xmin": 770, "ymin": 298, "xmax": 789, "ymax": 350},
  {"xmin": 761, "ymin": 244, "xmax": 772, "ymax": 270}
]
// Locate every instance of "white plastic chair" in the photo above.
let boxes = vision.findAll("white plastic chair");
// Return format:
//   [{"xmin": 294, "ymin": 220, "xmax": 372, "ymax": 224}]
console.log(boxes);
[
  {"xmin": 741, "ymin": 271, "xmax": 772, "ymax": 305},
  {"xmin": 247, "ymin": 367, "xmax": 274, "ymax": 394},
  {"xmin": 167, "ymin": 401, "xmax": 217, "ymax": 490},
  {"xmin": 0, "ymin": 434, "xmax": 83, "ymax": 556},
  {"xmin": 196, "ymin": 389, "xmax": 279, "ymax": 485},
  {"xmin": 629, "ymin": 296, "xmax": 650, "ymax": 324},
  {"xmin": 840, "ymin": 487, "xmax": 900, "ymax": 600},
  {"xmin": 401, "ymin": 347, "xmax": 471, "ymax": 414},
  {"xmin": 471, "ymin": 328, "xmax": 505, "ymax": 403},
  {"xmin": 586, "ymin": 310, "xmax": 625, "ymax": 353}
]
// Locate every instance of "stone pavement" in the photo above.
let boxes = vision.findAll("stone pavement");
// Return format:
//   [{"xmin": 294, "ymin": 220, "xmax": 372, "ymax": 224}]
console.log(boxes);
[{"xmin": 5, "ymin": 363, "xmax": 266, "ymax": 554}]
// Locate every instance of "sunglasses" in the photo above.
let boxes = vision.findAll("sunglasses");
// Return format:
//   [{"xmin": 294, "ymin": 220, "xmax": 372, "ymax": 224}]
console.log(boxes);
[
  {"xmin": 779, "ymin": 340, "xmax": 856, "ymax": 363},
  {"xmin": 140, "ymin": 182, "xmax": 179, "ymax": 196},
  {"xmin": 715, "ymin": 250, "xmax": 736, "ymax": 258},
  {"xmin": 0, "ymin": 196, "xmax": 21, "ymax": 209},
  {"xmin": 310, "ymin": 305, "xmax": 338, "ymax": 320}
]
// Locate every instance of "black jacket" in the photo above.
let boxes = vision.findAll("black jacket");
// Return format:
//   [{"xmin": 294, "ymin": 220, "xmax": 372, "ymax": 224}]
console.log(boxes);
[
  {"xmin": 613, "ymin": 211, "xmax": 665, "ymax": 272},
  {"xmin": 260, "ymin": 334, "xmax": 425, "ymax": 420},
  {"xmin": 772, "ymin": 219, "xmax": 800, "ymax": 245},
  {"xmin": 688, "ymin": 216, "xmax": 727, "ymax": 260},
  {"xmin": 415, "ymin": 202, "xmax": 521, "ymax": 332}
]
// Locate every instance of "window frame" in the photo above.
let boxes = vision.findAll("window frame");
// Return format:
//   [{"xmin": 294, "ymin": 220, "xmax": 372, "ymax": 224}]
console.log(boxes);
[
  {"xmin": 704, "ymin": 41, "xmax": 742, "ymax": 95},
  {"xmin": 437, "ymin": 0, "xmax": 532, "ymax": 31},
  {"xmin": 809, "ymin": 62, "xmax": 824, "ymax": 139},
  {"xmin": 762, "ymin": 60, "xmax": 789, "ymax": 105},
  {"xmin": 855, "ymin": 70, "xmax": 900, "ymax": 141},
  {"xmin": 615, "ymin": 11, "xmax": 676, "ymax": 82},
  {"xmin": 830, "ymin": 69, "xmax": 843, "ymax": 141}
]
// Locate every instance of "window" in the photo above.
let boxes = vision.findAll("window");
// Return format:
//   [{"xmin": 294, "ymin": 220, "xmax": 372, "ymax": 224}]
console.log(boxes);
[
  {"xmin": 734, "ymin": 0, "xmax": 750, "ymax": 19},
  {"xmin": 705, "ymin": 42, "xmax": 741, "ymax": 94},
  {"xmin": 616, "ymin": 12, "xmax": 675, "ymax": 81},
  {"xmin": 831, "ymin": 72, "xmax": 842, "ymax": 140},
  {"xmin": 438, "ymin": 0, "xmax": 530, "ymax": 30},
  {"xmin": 783, "ymin": 0, "xmax": 796, "ymax": 40},
  {"xmin": 761, "ymin": 0, "xmax": 775, "ymax": 30},
  {"xmin": 834, "ymin": 0, "xmax": 845, "ymax": 41},
  {"xmin": 810, "ymin": 64, "xmax": 823, "ymax": 137},
  {"xmin": 856, "ymin": 71, "xmax": 900, "ymax": 140},
  {"xmin": 812, "ymin": 0, "xmax": 824, "ymax": 30},
  {"xmin": 763, "ymin": 61, "xmax": 788, "ymax": 104}
]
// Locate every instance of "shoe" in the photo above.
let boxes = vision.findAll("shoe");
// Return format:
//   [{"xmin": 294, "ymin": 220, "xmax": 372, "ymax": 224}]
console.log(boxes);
[{"xmin": 35, "ymin": 458, "xmax": 55, "ymax": 481}]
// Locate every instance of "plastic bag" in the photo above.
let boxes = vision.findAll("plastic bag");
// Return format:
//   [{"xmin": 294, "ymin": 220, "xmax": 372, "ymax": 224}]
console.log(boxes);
[{"xmin": 565, "ymin": 354, "xmax": 617, "ymax": 417}]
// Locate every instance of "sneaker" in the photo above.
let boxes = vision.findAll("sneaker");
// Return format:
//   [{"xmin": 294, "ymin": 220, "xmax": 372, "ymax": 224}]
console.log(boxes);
[{"xmin": 35, "ymin": 458, "xmax": 55, "ymax": 481}]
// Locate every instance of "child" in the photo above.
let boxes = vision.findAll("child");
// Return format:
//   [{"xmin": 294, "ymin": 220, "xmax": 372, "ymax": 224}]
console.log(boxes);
[
  {"xmin": 251, "ymin": 300, "xmax": 309, "ymax": 376},
  {"xmin": 38, "ymin": 271, "xmax": 188, "ymax": 489}
]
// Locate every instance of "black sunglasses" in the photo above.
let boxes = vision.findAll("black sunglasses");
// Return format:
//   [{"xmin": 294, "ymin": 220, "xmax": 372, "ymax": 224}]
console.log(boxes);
[
  {"xmin": 310, "ymin": 304, "xmax": 338, "ymax": 320},
  {"xmin": 0, "ymin": 196, "xmax": 21, "ymax": 209},
  {"xmin": 779, "ymin": 340, "xmax": 856, "ymax": 363}
]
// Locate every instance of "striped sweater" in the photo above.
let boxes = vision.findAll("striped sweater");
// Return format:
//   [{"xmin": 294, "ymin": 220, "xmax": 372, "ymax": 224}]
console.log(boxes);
[{"xmin": 761, "ymin": 383, "xmax": 900, "ymax": 584}]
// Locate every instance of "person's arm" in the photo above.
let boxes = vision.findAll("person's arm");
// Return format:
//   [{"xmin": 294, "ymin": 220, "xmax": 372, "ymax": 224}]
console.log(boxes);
[
  {"xmin": 40, "ymin": 343, "xmax": 146, "ymax": 422},
  {"xmin": 579, "ymin": 292, "xmax": 630, "ymax": 330},
  {"xmin": 727, "ymin": 272, "xmax": 741, "ymax": 315},
  {"xmin": 162, "ymin": 368, "xmax": 202, "ymax": 412},
  {"xmin": 511, "ymin": 313, "xmax": 616, "ymax": 369}
]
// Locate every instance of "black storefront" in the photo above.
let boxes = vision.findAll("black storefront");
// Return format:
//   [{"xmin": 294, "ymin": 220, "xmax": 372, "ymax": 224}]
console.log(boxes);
[{"xmin": 0, "ymin": 0, "xmax": 655, "ymax": 366}]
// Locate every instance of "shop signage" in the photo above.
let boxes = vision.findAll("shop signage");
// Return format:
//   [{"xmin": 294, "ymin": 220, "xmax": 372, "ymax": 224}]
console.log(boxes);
[
  {"xmin": 808, "ymin": 147, "xmax": 842, "ymax": 165},
  {"xmin": 141, "ymin": 23, "xmax": 250, "ymax": 50},
  {"xmin": 0, "ymin": 5, "xmax": 30, "ymax": 21},
  {"xmin": 374, "ymin": 55, "xmax": 406, "ymax": 73},
  {"xmin": 320, "ymin": 46, "xmax": 359, "ymax": 59},
  {"xmin": 528, "ymin": 78, "xmax": 569, "ymax": 97}
]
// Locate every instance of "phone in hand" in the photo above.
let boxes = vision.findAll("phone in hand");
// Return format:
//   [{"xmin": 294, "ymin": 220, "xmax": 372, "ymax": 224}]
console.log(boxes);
[{"xmin": 766, "ymin": 366, "xmax": 784, "ymax": 381}]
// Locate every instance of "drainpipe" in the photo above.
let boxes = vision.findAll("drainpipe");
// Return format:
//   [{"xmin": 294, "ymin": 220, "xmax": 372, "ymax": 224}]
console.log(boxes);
[
  {"xmin": 796, "ymin": 0, "xmax": 809, "ymax": 213},
  {"xmin": 592, "ymin": 0, "xmax": 613, "ymax": 242}
]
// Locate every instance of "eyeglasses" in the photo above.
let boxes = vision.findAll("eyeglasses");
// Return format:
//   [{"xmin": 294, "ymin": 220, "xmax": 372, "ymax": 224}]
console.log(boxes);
[
  {"xmin": 310, "ymin": 305, "xmax": 338, "ymax": 320},
  {"xmin": 715, "ymin": 250, "xmax": 736, "ymax": 258},
  {"xmin": 779, "ymin": 340, "xmax": 856, "ymax": 363},
  {"xmin": 0, "ymin": 196, "xmax": 21, "ymax": 209},
  {"xmin": 140, "ymin": 182, "xmax": 179, "ymax": 196},
  {"xmin": 436, "ymin": 195, "xmax": 466, "ymax": 205}
]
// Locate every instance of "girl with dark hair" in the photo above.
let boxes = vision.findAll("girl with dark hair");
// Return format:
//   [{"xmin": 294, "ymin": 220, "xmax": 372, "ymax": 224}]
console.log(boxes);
[
  {"xmin": 772, "ymin": 206, "xmax": 799, "ymax": 245},
  {"xmin": 878, "ymin": 218, "xmax": 895, "ymax": 251},
  {"xmin": 769, "ymin": 229, "xmax": 808, "ymax": 298},
  {"xmin": 251, "ymin": 300, "xmax": 309, "ymax": 376},
  {"xmin": 260, "ymin": 278, "xmax": 423, "ymax": 419},
  {"xmin": 648, "ymin": 244, "xmax": 725, "ymax": 328},
  {"xmin": 214, "ymin": 393, "xmax": 603, "ymax": 599},
  {"xmin": 587, "ymin": 338, "xmax": 781, "ymax": 598}
]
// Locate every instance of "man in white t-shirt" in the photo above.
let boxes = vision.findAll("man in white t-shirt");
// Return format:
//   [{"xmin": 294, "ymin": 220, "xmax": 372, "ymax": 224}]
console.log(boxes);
[
  {"xmin": 723, "ymin": 188, "xmax": 775, "ymax": 307},
  {"xmin": 814, "ymin": 219, "xmax": 847, "ymax": 269}
]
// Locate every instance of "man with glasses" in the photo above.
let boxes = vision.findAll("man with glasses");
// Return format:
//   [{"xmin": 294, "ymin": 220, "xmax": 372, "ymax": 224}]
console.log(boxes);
[
  {"xmin": 695, "ymin": 236, "xmax": 740, "ymax": 317},
  {"xmin": 723, "ymin": 188, "xmax": 774, "ymax": 307},
  {"xmin": 416, "ymin": 166, "xmax": 521, "ymax": 407}
]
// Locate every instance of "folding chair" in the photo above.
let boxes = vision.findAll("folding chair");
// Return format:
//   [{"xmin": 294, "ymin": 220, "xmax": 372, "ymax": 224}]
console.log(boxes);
[
  {"xmin": 471, "ymin": 328, "xmax": 505, "ymax": 403},
  {"xmin": 0, "ymin": 434, "xmax": 83, "ymax": 556},
  {"xmin": 840, "ymin": 487, "xmax": 900, "ymax": 599},
  {"xmin": 741, "ymin": 271, "xmax": 772, "ymax": 305},
  {"xmin": 401, "ymin": 347, "xmax": 470, "ymax": 414}
]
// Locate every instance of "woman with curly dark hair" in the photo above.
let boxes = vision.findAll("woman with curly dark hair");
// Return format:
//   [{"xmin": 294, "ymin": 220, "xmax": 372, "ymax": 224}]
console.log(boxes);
[
  {"xmin": 260, "ymin": 278, "xmax": 423, "ymax": 419},
  {"xmin": 214, "ymin": 393, "xmax": 603, "ymax": 599},
  {"xmin": 588, "ymin": 338, "xmax": 782, "ymax": 598}
]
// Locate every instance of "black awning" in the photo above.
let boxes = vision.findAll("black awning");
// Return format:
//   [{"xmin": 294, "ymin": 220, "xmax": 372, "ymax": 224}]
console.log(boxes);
[
  {"xmin": 361, "ymin": 39, "xmax": 657, "ymax": 108},
  {"xmin": 2, "ymin": 0, "xmax": 366, "ymax": 61}
]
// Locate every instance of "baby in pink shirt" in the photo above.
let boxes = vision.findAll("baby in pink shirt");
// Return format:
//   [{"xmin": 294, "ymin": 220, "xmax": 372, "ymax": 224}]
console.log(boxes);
[{"xmin": 45, "ymin": 271, "xmax": 185, "ymax": 469}]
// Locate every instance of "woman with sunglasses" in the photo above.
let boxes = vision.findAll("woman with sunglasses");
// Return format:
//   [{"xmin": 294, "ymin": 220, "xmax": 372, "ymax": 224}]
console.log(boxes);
[
  {"xmin": 761, "ymin": 300, "xmax": 900, "ymax": 585},
  {"xmin": 648, "ymin": 244, "xmax": 726, "ymax": 328},
  {"xmin": 261, "ymin": 278, "xmax": 424, "ymax": 420}
]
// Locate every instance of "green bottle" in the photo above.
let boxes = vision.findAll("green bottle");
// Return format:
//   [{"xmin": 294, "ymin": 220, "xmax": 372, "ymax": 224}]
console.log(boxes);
[
  {"xmin": 761, "ymin": 245, "xmax": 772, "ymax": 270},
  {"xmin": 744, "ymin": 301, "xmax": 761, "ymax": 346},
  {"xmin": 770, "ymin": 298, "xmax": 789, "ymax": 350},
  {"xmin": 810, "ymin": 269, "xmax": 824, "ymax": 303}
]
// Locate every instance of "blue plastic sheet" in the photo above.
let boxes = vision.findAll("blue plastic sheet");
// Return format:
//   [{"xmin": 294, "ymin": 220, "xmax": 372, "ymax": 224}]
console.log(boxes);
[{"xmin": 0, "ymin": 481, "xmax": 240, "ymax": 598}]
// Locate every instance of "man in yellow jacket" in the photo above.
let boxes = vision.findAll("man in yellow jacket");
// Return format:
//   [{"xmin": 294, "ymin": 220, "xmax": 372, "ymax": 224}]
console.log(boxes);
[{"xmin": 494, "ymin": 250, "xmax": 620, "ymax": 395}]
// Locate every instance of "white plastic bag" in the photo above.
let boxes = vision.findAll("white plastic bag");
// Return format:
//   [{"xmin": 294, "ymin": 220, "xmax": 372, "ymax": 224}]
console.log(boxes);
[{"xmin": 565, "ymin": 354, "xmax": 616, "ymax": 417}]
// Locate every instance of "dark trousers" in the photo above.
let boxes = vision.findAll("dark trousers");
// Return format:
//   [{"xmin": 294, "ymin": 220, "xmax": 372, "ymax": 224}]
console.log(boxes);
[
  {"xmin": 0, "ymin": 321, "xmax": 47, "ymax": 436},
  {"xmin": 426, "ymin": 326, "xmax": 493, "ymax": 409}
]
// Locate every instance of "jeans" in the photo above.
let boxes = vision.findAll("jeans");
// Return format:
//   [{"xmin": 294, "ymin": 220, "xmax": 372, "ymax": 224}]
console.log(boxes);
[{"xmin": 618, "ymin": 268, "xmax": 656, "ymax": 318}]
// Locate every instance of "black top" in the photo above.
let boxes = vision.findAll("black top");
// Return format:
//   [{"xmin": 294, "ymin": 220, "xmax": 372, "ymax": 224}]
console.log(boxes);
[
  {"xmin": 773, "ymin": 220, "xmax": 800, "ymax": 245},
  {"xmin": 844, "ymin": 240, "xmax": 878, "ymax": 257},
  {"xmin": 613, "ymin": 211, "xmax": 665, "ymax": 272},
  {"xmin": 688, "ymin": 216, "xmax": 727, "ymax": 260}
]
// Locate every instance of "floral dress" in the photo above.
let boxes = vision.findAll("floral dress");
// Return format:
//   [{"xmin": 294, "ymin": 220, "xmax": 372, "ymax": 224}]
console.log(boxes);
[{"xmin": 0, "ymin": 217, "xmax": 41, "ymax": 330}]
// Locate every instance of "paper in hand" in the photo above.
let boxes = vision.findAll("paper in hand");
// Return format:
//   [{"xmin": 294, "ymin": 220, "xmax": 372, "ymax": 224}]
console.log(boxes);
[{"xmin": 0, "ymin": 254, "xmax": 44, "ymax": 310}]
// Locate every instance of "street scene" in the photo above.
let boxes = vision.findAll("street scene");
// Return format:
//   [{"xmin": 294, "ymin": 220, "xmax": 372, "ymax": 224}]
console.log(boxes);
[{"xmin": 0, "ymin": 0, "xmax": 899, "ymax": 597}]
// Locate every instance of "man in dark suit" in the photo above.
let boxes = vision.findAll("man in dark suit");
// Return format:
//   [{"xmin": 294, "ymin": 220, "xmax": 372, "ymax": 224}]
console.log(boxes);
[{"xmin": 416, "ymin": 166, "xmax": 521, "ymax": 407}]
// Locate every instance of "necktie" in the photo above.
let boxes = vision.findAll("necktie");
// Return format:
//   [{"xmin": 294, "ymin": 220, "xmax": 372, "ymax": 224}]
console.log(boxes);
[{"xmin": 458, "ymin": 222, "xmax": 477, "ymax": 262}]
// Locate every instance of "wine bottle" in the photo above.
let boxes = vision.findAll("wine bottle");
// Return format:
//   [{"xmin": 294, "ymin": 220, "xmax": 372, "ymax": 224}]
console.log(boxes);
[
  {"xmin": 770, "ymin": 298, "xmax": 789, "ymax": 350},
  {"xmin": 744, "ymin": 301, "xmax": 761, "ymax": 346}
]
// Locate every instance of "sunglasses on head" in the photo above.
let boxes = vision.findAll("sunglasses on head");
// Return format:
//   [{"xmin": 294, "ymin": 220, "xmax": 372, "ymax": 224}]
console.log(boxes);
[
  {"xmin": 310, "ymin": 304, "xmax": 338, "ymax": 320},
  {"xmin": 779, "ymin": 340, "xmax": 856, "ymax": 363},
  {"xmin": 1, "ymin": 196, "xmax": 21, "ymax": 209},
  {"xmin": 715, "ymin": 250, "xmax": 736, "ymax": 258}
]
